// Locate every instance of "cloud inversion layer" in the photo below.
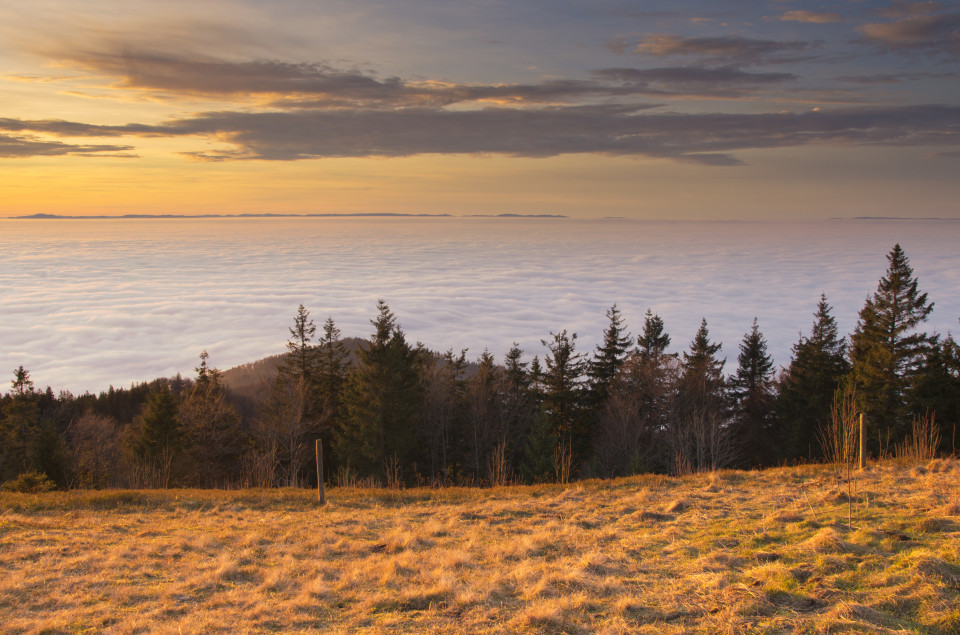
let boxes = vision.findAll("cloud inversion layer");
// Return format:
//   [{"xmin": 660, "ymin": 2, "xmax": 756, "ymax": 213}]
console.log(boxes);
[{"xmin": 4, "ymin": 218, "xmax": 958, "ymax": 394}]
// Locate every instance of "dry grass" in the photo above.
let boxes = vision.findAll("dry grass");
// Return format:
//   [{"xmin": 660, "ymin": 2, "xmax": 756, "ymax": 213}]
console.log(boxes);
[{"xmin": 2, "ymin": 460, "xmax": 959, "ymax": 633}]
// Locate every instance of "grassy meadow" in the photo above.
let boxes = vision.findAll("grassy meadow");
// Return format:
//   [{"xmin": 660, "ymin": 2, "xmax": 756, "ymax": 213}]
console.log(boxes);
[{"xmin": 2, "ymin": 460, "xmax": 959, "ymax": 634}]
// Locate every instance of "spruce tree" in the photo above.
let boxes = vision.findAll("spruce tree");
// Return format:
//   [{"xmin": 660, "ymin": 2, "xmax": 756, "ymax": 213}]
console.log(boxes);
[
  {"xmin": 910, "ymin": 332, "xmax": 960, "ymax": 453},
  {"xmin": 731, "ymin": 318, "xmax": 776, "ymax": 467},
  {"xmin": 637, "ymin": 309, "xmax": 671, "ymax": 363},
  {"xmin": 132, "ymin": 383, "xmax": 181, "ymax": 465},
  {"xmin": 541, "ymin": 330, "xmax": 586, "ymax": 445},
  {"xmin": 338, "ymin": 301, "xmax": 422, "ymax": 481},
  {"xmin": 587, "ymin": 305, "xmax": 632, "ymax": 408},
  {"xmin": 281, "ymin": 304, "xmax": 318, "ymax": 383},
  {"xmin": 850, "ymin": 244, "xmax": 934, "ymax": 440},
  {"xmin": 777, "ymin": 295, "xmax": 849, "ymax": 460},
  {"xmin": 679, "ymin": 318, "xmax": 726, "ymax": 416}
]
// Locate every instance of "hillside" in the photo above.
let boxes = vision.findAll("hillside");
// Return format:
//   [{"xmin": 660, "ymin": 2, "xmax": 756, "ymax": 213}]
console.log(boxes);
[{"xmin": 2, "ymin": 460, "xmax": 958, "ymax": 633}]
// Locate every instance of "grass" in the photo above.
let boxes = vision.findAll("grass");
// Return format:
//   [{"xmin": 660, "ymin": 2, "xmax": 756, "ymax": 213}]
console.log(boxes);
[{"xmin": 1, "ymin": 459, "xmax": 959, "ymax": 633}]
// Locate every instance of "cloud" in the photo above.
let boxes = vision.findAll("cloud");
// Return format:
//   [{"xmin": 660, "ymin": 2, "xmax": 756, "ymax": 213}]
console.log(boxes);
[
  {"xmin": 4, "ymin": 218, "xmax": 959, "ymax": 394},
  {"xmin": 0, "ymin": 132, "xmax": 134, "ymax": 158},
  {"xmin": 4, "ymin": 103, "xmax": 959, "ymax": 165},
  {"xmin": 43, "ymin": 45, "xmax": 801, "ymax": 107},
  {"xmin": 778, "ymin": 10, "xmax": 843, "ymax": 24},
  {"xmin": 858, "ymin": 12, "xmax": 960, "ymax": 57},
  {"xmin": 835, "ymin": 71, "xmax": 958, "ymax": 84},
  {"xmin": 633, "ymin": 34, "xmax": 815, "ymax": 65},
  {"xmin": 874, "ymin": 2, "xmax": 946, "ymax": 19}
]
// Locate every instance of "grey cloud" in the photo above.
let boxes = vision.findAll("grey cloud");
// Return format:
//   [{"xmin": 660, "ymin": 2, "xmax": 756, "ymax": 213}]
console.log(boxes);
[
  {"xmin": 778, "ymin": 10, "xmax": 843, "ymax": 24},
  {"xmin": 859, "ymin": 13, "xmax": 960, "ymax": 57},
  {"xmin": 835, "ymin": 71, "xmax": 958, "ymax": 83},
  {"xmin": 140, "ymin": 103, "xmax": 960, "ymax": 163},
  {"xmin": 51, "ymin": 47, "xmax": 800, "ymax": 105},
  {"xmin": 875, "ymin": 2, "xmax": 946, "ymax": 19},
  {"xmin": 4, "ymin": 104, "xmax": 959, "ymax": 165},
  {"xmin": 633, "ymin": 34, "xmax": 815, "ymax": 65},
  {"xmin": 0, "ymin": 132, "xmax": 134, "ymax": 158}
]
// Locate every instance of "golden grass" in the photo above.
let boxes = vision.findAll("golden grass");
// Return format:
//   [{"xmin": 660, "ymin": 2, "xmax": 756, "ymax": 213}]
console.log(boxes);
[{"xmin": 2, "ymin": 460, "xmax": 959, "ymax": 633}]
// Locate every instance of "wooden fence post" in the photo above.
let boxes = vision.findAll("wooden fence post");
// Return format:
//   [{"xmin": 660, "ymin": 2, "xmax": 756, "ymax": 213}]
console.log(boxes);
[{"xmin": 316, "ymin": 439, "xmax": 325, "ymax": 506}]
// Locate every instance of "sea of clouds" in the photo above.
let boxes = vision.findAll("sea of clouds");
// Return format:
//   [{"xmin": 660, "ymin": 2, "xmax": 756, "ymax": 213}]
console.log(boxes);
[{"xmin": 2, "ymin": 217, "xmax": 958, "ymax": 394}]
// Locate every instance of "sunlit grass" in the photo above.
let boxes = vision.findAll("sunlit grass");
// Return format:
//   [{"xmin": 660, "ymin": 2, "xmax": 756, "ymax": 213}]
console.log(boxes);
[{"xmin": 2, "ymin": 460, "xmax": 958, "ymax": 633}]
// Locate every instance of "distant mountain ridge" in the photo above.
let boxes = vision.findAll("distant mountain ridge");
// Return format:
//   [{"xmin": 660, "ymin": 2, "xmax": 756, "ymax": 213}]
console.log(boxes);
[{"xmin": 10, "ymin": 212, "xmax": 568, "ymax": 220}]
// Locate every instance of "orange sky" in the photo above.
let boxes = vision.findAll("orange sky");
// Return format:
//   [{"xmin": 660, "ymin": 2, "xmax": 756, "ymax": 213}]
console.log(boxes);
[{"xmin": 1, "ymin": 0, "xmax": 959, "ymax": 219}]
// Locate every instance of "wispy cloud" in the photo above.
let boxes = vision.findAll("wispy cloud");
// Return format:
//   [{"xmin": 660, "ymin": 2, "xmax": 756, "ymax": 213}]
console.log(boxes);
[
  {"xmin": 0, "ymin": 132, "xmax": 134, "ymax": 158},
  {"xmin": 778, "ymin": 10, "xmax": 843, "ymax": 24},
  {"xmin": 5, "ymin": 103, "xmax": 958, "ymax": 165},
  {"xmin": 859, "ymin": 12, "xmax": 960, "ymax": 57},
  {"xmin": 632, "ymin": 34, "xmax": 816, "ymax": 65}
]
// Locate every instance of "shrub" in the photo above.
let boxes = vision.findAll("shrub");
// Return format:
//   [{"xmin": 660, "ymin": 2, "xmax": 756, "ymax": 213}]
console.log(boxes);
[{"xmin": 1, "ymin": 471, "xmax": 57, "ymax": 493}]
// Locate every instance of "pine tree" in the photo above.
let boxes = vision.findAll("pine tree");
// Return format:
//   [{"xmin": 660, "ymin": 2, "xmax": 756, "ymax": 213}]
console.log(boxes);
[
  {"xmin": 850, "ymin": 244, "xmax": 934, "ymax": 440},
  {"xmin": 280, "ymin": 304, "xmax": 318, "ymax": 386},
  {"xmin": 132, "ymin": 384, "xmax": 180, "ymax": 461},
  {"xmin": 731, "ymin": 318, "xmax": 776, "ymax": 467},
  {"xmin": 587, "ymin": 305, "xmax": 632, "ymax": 407},
  {"xmin": 316, "ymin": 317, "xmax": 348, "ymax": 424},
  {"xmin": 338, "ymin": 301, "xmax": 422, "ymax": 481},
  {"xmin": 777, "ymin": 295, "xmax": 850, "ymax": 460},
  {"xmin": 910, "ymin": 331, "xmax": 960, "ymax": 453},
  {"xmin": 315, "ymin": 317, "xmax": 349, "ymax": 482},
  {"xmin": 541, "ymin": 330, "xmax": 586, "ymax": 444},
  {"xmin": 178, "ymin": 352, "xmax": 242, "ymax": 486},
  {"xmin": 637, "ymin": 309, "xmax": 671, "ymax": 363},
  {"xmin": 1, "ymin": 366, "xmax": 39, "ymax": 480},
  {"xmin": 679, "ymin": 318, "xmax": 726, "ymax": 416},
  {"xmin": 671, "ymin": 319, "xmax": 730, "ymax": 472}
]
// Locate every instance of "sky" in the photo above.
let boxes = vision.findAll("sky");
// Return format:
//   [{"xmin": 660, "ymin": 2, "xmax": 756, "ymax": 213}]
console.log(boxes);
[{"xmin": 1, "ymin": 0, "xmax": 959, "ymax": 219}]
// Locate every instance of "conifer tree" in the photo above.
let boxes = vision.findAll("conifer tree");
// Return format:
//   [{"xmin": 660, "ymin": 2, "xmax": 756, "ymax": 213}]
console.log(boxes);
[
  {"xmin": 338, "ymin": 300, "xmax": 422, "ymax": 480},
  {"xmin": 777, "ymin": 295, "xmax": 849, "ymax": 460},
  {"xmin": 678, "ymin": 318, "xmax": 726, "ymax": 416},
  {"xmin": 910, "ymin": 331, "xmax": 960, "ymax": 452},
  {"xmin": 179, "ymin": 351, "xmax": 242, "ymax": 486},
  {"xmin": 541, "ymin": 330, "xmax": 586, "ymax": 445},
  {"xmin": 282, "ymin": 304, "xmax": 318, "ymax": 383},
  {"xmin": 850, "ymin": 244, "xmax": 934, "ymax": 439},
  {"xmin": 637, "ymin": 309, "xmax": 671, "ymax": 363},
  {"xmin": 587, "ymin": 305, "xmax": 632, "ymax": 407},
  {"xmin": 1, "ymin": 366, "xmax": 39, "ymax": 479},
  {"xmin": 316, "ymin": 317, "xmax": 348, "ymax": 424},
  {"xmin": 731, "ymin": 318, "xmax": 776, "ymax": 467}
]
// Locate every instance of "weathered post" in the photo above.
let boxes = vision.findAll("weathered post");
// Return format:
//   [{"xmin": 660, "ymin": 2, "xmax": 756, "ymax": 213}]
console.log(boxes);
[
  {"xmin": 316, "ymin": 439, "xmax": 325, "ymax": 506},
  {"xmin": 858, "ymin": 413, "xmax": 866, "ymax": 470}
]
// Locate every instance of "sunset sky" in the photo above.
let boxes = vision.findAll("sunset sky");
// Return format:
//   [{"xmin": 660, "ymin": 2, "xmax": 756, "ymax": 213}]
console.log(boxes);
[{"xmin": 1, "ymin": 0, "xmax": 959, "ymax": 219}]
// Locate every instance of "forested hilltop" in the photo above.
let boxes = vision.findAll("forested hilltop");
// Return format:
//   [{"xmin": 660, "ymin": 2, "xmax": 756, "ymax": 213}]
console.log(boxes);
[{"xmin": 2, "ymin": 244, "xmax": 958, "ymax": 491}]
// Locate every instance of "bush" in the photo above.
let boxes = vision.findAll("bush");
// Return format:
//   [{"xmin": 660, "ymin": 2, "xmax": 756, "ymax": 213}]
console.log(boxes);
[{"xmin": 1, "ymin": 471, "xmax": 56, "ymax": 493}]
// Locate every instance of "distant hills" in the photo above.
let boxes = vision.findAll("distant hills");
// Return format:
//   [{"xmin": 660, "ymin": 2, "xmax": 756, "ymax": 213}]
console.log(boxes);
[{"xmin": 10, "ymin": 213, "xmax": 568, "ymax": 220}]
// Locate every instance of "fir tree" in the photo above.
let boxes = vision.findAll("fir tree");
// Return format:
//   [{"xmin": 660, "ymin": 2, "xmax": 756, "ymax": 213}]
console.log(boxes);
[
  {"xmin": 777, "ymin": 295, "xmax": 849, "ymax": 460},
  {"xmin": 850, "ymin": 244, "xmax": 934, "ymax": 439},
  {"xmin": 541, "ymin": 330, "xmax": 586, "ymax": 444},
  {"xmin": 281, "ymin": 304, "xmax": 318, "ymax": 384},
  {"xmin": 587, "ymin": 305, "xmax": 632, "ymax": 407},
  {"xmin": 910, "ymin": 331, "xmax": 960, "ymax": 453},
  {"xmin": 731, "ymin": 318, "xmax": 776, "ymax": 467},
  {"xmin": 637, "ymin": 309, "xmax": 671, "ymax": 363},
  {"xmin": 678, "ymin": 318, "xmax": 726, "ymax": 416},
  {"xmin": 338, "ymin": 300, "xmax": 422, "ymax": 480},
  {"xmin": 132, "ymin": 383, "xmax": 181, "ymax": 464}
]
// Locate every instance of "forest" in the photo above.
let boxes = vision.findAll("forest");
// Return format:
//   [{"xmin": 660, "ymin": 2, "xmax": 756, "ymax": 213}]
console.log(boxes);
[{"xmin": 1, "ymin": 244, "xmax": 958, "ymax": 491}]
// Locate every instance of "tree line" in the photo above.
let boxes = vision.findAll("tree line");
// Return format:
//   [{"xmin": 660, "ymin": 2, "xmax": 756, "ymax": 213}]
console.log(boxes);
[{"xmin": 1, "ymin": 244, "xmax": 957, "ymax": 491}]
